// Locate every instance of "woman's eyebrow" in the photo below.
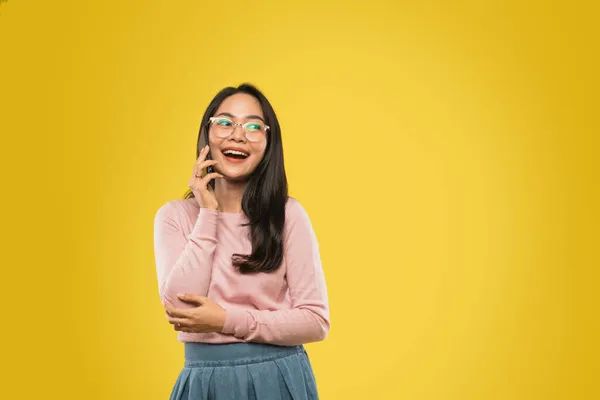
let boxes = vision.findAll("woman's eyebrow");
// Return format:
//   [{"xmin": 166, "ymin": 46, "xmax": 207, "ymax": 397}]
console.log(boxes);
[
  {"xmin": 244, "ymin": 114, "xmax": 265, "ymax": 122},
  {"xmin": 215, "ymin": 112, "xmax": 265, "ymax": 122},
  {"xmin": 214, "ymin": 112, "xmax": 235, "ymax": 119}
]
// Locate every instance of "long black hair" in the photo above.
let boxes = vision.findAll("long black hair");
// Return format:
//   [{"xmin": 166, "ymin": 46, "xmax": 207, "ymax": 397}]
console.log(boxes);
[{"xmin": 184, "ymin": 83, "xmax": 288, "ymax": 274}]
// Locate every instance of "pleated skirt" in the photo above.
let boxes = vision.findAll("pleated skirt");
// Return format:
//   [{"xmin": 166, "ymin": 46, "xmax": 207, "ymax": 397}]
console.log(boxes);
[{"xmin": 169, "ymin": 342, "xmax": 319, "ymax": 400}]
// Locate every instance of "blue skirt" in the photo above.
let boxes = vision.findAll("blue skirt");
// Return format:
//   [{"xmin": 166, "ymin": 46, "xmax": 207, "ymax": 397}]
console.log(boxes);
[{"xmin": 169, "ymin": 342, "xmax": 319, "ymax": 399}]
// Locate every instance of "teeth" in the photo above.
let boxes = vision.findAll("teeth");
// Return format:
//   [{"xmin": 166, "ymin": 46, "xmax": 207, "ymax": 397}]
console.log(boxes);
[{"xmin": 223, "ymin": 150, "xmax": 248, "ymax": 157}]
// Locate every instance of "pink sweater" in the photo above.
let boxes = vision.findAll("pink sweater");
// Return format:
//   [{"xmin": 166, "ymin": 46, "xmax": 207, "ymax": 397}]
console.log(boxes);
[{"xmin": 153, "ymin": 197, "xmax": 330, "ymax": 346}]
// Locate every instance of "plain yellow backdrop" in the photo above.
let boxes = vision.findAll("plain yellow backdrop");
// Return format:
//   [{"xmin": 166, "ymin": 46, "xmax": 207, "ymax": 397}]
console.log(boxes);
[{"xmin": 1, "ymin": 0, "xmax": 598, "ymax": 399}]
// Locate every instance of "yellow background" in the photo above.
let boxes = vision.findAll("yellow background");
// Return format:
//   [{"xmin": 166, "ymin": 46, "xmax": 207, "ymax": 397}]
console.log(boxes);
[{"xmin": 1, "ymin": 0, "xmax": 598, "ymax": 399}]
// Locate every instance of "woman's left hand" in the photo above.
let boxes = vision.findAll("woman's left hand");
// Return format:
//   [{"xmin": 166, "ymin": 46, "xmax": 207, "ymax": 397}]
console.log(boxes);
[{"xmin": 165, "ymin": 294, "xmax": 226, "ymax": 333}]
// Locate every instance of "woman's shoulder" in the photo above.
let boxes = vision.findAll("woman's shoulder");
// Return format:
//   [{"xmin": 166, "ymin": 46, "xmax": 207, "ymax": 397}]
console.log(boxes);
[
  {"xmin": 283, "ymin": 197, "xmax": 318, "ymax": 242},
  {"xmin": 155, "ymin": 197, "xmax": 198, "ymax": 221},
  {"xmin": 285, "ymin": 196, "xmax": 301, "ymax": 212},
  {"xmin": 285, "ymin": 196, "xmax": 311, "ymax": 222}
]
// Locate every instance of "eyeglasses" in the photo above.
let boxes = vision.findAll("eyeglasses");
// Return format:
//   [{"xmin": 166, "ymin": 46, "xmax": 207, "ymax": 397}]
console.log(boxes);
[{"xmin": 208, "ymin": 117, "xmax": 269, "ymax": 142}]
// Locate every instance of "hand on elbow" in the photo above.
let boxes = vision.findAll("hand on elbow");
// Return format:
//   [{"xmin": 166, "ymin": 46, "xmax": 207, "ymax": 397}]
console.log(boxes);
[{"xmin": 164, "ymin": 293, "xmax": 226, "ymax": 334}]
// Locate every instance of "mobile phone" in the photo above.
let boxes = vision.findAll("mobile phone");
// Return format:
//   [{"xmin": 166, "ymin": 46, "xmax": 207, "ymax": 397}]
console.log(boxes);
[
  {"xmin": 205, "ymin": 151, "xmax": 216, "ymax": 189},
  {"xmin": 206, "ymin": 151, "xmax": 214, "ymax": 175},
  {"xmin": 198, "ymin": 131, "xmax": 214, "ymax": 176}
]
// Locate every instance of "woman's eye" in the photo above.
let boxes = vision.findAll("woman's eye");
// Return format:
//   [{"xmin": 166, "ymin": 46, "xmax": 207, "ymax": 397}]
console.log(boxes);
[
  {"xmin": 217, "ymin": 119, "xmax": 232, "ymax": 126},
  {"xmin": 246, "ymin": 123, "xmax": 260, "ymax": 131}
]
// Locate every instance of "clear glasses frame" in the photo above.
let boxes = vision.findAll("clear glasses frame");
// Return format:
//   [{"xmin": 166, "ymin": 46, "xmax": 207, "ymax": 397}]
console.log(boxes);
[{"xmin": 208, "ymin": 117, "xmax": 269, "ymax": 142}]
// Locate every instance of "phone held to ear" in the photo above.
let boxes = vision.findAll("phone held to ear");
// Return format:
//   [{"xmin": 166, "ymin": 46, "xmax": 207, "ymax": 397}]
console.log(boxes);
[{"xmin": 205, "ymin": 150, "xmax": 214, "ymax": 175}]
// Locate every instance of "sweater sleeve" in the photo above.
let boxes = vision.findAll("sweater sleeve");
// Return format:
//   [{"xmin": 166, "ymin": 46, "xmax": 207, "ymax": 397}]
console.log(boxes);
[
  {"xmin": 221, "ymin": 200, "xmax": 330, "ymax": 346},
  {"xmin": 153, "ymin": 201, "xmax": 219, "ymax": 309}
]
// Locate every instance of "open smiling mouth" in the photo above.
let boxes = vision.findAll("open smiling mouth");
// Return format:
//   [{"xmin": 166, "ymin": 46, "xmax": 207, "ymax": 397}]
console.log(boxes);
[{"xmin": 222, "ymin": 149, "xmax": 249, "ymax": 162}]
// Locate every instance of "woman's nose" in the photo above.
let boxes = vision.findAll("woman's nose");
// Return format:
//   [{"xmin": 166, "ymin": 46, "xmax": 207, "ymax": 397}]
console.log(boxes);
[{"xmin": 229, "ymin": 124, "xmax": 247, "ymax": 141}]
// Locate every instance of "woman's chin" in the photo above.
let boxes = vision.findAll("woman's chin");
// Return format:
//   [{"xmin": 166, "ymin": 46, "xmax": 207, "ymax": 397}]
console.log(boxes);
[
  {"xmin": 219, "ymin": 171, "xmax": 251, "ymax": 183},
  {"xmin": 215, "ymin": 163, "xmax": 257, "ymax": 183}
]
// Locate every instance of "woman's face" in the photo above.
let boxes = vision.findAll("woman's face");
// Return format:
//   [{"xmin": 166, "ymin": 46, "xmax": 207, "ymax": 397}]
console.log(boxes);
[{"xmin": 208, "ymin": 93, "xmax": 268, "ymax": 181}]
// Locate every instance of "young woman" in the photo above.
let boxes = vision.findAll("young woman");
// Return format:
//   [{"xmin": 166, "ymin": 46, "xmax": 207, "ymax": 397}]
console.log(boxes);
[{"xmin": 153, "ymin": 83, "xmax": 330, "ymax": 399}]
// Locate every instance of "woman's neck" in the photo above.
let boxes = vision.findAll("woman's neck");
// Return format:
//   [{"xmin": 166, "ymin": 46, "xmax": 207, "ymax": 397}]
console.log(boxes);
[{"xmin": 214, "ymin": 179, "xmax": 246, "ymax": 214}]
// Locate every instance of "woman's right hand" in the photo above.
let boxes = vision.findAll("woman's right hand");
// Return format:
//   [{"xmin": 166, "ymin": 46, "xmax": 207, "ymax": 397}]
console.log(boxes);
[{"xmin": 188, "ymin": 145, "xmax": 223, "ymax": 210}]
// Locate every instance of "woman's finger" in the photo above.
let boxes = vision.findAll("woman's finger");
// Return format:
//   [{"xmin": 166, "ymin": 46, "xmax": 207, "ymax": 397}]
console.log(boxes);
[
  {"xmin": 198, "ymin": 159, "xmax": 218, "ymax": 170},
  {"xmin": 166, "ymin": 307, "xmax": 192, "ymax": 318},
  {"xmin": 190, "ymin": 174, "xmax": 222, "ymax": 192},
  {"xmin": 169, "ymin": 317, "xmax": 191, "ymax": 327},
  {"xmin": 172, "ymin": 321, "xmax": 200, "ymax": 333},
  {"xmin": 199, "ymin": 172, "xmax": 224, "ymax": 187},
  {"xmin": 173, "ymin": 324, "xmax": 192, "ymax": 332},
  {"xmin": 195, "ymin": 145, "xmax": 210, "ymax": 165},
  {"xmin": 189, "ymin": 172, "xmax": 222, "ymax": 191},
  {"xmin": 178, "ymin": 326, "xmax": 209, "ymax": 333},
  {"xmin": 193, "ymin": 160, "xmax": 218, "ymax": 177}
]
